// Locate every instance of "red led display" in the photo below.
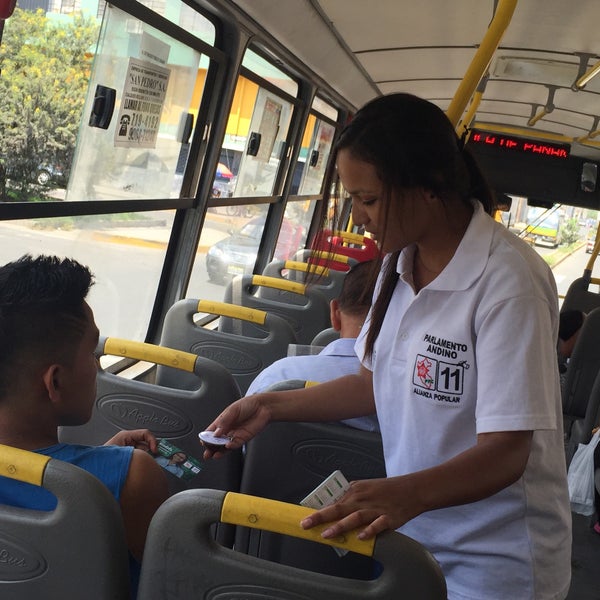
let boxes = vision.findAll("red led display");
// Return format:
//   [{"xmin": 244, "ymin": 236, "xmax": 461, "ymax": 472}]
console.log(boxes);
[{"xmin": 469, "ymin": 130, "xmax": 570, "ymax": 159}]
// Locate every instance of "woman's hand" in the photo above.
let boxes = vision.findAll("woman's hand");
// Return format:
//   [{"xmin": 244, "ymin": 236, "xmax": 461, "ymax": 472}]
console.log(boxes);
[
  {"xmin": 202, "ymin": 394, "xmax": 273, "ymax": 459},
  {"xmin": 300, "ymin": 430, "xmax": 533, "ymax": 541},
  {"xmin": 104, "ymin": 429, "xmax": 159, "ymax": 453},
  {"xmin": 300, "ymin": 477, "xmax": 420, "ymax": 541}
]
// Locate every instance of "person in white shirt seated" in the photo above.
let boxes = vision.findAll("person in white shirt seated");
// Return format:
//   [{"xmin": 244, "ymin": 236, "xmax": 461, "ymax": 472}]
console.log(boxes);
[{"xmin": 246, "ymin": 260, "xmax": 379, "ymax": 432}]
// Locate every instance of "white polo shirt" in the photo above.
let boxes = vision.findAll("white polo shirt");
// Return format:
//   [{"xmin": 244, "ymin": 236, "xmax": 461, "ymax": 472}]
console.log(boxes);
[{"xmin": 356, "ymin": 201, "xmax": 571, "ymax": 600}]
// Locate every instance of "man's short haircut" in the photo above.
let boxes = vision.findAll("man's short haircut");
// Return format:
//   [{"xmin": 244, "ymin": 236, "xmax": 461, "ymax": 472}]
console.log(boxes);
[
  {"xmin": 0, "ymin": 254, "xmax": 94, "ymax": 397},
  {"xmin": 558, "ymin": 309, "xmax": 585, "ymax": 342},
  {"xmin": 337, "ymin": 260, "xmax": 376, "ymax": 317}
]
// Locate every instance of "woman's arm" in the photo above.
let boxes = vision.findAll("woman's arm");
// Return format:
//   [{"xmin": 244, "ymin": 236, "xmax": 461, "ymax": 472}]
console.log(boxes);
[
  {"xmin": 205, "ymin": 367, "xmax": 375, "ymax": 457},
  {"xmin": 301, "ymin": 430, "xmax": 532, "ymax": 540}
]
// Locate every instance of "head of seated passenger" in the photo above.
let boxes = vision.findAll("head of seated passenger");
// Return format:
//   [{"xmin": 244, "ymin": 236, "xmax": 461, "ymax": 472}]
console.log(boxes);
[{"xmin": 329, "ymin": 259, "xmax": 376, "ymax": 338}]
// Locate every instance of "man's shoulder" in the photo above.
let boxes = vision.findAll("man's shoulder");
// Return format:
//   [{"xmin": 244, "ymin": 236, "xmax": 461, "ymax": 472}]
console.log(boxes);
[{"xmin": 49, "ymin": 443, "xmax": 133, "ymax": 462}]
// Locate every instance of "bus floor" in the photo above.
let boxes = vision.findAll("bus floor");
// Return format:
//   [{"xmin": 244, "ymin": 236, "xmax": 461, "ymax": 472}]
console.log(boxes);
[{"xmin": 568, "ymin": 512, "xmax": 600, "ymax": 599}]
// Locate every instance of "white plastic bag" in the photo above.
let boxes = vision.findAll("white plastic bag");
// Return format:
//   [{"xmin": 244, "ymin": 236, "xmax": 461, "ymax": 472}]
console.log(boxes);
[{"xmin": 567, "ymin": 430, "xmax": 600, "ymax": 516}]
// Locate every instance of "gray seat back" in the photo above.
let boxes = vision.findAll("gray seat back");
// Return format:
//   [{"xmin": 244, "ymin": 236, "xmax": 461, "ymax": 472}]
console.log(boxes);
[
  {"xmin": 59, "ymin": 337, "xmax": 242, "ymax": 500},
  {"xmin": 157, "ymin": 299, "xmax": 296, "ymax": 394},
  {"xmin": 0, "ymin": 445, "xmax": 130, "ymax": 599},
  {"xmin": 311, "ymin": 326, "xmax": 341, "ymax": 346},
  {"xmin": 566, "ymin": 368, "xmax": 600, "ymax": 465},
  {"xmin": 138, "ymin": 488, "xmax": 447, "ymax": 600},
  {"xmin": 561, "ymin": 276, "xmax": 600, "ymax": 314},
  {"xmin": 262, "ymin": 258, "xmax": 347, "ymax": 303},
  {"xmin": 235, "ymin": 379, "xmax": 387, "ymax": 579},
  {"xmin": 223, "ymin": 274, "xmax": 330, "ymax": 344},
  {"xmin": 562, "ymin": 307, "xmax": 600, "ymax": 458}
]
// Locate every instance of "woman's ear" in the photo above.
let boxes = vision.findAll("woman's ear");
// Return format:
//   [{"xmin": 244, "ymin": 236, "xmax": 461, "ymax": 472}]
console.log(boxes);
[{"xmin": 42, "ymin": 364, "xmax": 62, "ymax": 402}]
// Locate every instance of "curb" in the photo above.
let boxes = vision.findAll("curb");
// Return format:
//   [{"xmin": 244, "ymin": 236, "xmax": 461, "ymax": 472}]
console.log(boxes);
[
  {"xmin": 91, "ymin": 232, "xmax": 213, "ymax": 254},
  {"xmin": 547, "ymin": 242, "xmax": 586, "ymax": 270}
]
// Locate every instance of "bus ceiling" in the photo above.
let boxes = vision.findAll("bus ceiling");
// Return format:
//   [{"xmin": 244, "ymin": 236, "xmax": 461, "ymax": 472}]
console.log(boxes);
[{"xmin": 230, "ymin": 0, "xmax": 600, "ymax": 169}]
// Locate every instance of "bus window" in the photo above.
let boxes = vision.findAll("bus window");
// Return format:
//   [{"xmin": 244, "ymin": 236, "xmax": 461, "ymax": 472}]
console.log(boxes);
[
  {"xmin": 280, "ymin": 199, "xmax": 315, "ymax": 257},
  {"xmin": 525, "ymin": 206, "xmax": 562, "ymax": 248},
  {"xmin": 214, "ymin": 49, "xmax": 298, "ymax": 200},
  {"xmin": 67, "ymin": 4, "xmax": 209, "ymax": 201},
  {"xmin": 229, "ymin": 87, "xmax": 293, "ymax": 198},
  {"xmin": 0, "ymin": 210, "xmax": 172, "ymax": 340},
  {"xmin": 294, "ymin": 117, "xmax": 336, "ymax": 195},
  {"xmin": 191, "ymin": 204, "xmax": 270, "ymax": 289}
]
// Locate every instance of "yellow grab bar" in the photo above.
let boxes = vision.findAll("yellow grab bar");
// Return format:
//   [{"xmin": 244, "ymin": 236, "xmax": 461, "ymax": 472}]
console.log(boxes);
[
  {"xmin": 251, "ymin": 275, "xmax": 307, "ymax": 295},
  {"xmin": 306, "ymin": 250, "xmax": 350, "ymax": 265},
  {"xmin": 221, "ymin": 492, "xmax": 375, "ymax": 557},
  {"xmin": 102, "ymin": 337, "xmax": 197, "ymax": 372},
  {"xmin": 0, "ymin": 444, "xmax": 50, "ymax": 486},
  {"xmin": 330, "ymin": 230, "xmax": 366, "ymax": 246},
  {"xmin": 197, "ymin": 299, "xmax": 267, "ymax": 325},
  {"xmin": 282, "ymin": 261, "xmax": 330, "ymax": 277}
]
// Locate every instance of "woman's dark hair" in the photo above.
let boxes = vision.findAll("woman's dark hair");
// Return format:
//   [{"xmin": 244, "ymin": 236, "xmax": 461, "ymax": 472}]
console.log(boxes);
[{"xmin": 327, "ymin": 93, "xmax": 494, "ymax": 358}]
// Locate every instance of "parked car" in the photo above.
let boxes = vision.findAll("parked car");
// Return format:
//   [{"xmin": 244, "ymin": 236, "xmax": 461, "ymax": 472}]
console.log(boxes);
[
  {"xmin": 206, "ymin": 216, "xmax": 304, "ymax": 284},
  {"xmin": 2, "ymin": 160, "xmax": 68, "ymax": 187},
  {"xmin": 35, "ymin": 163, "xmax": 68, "ymax": 186},
  {"xmin": 211, "ymin": 162, "xmax": 236, "ymax": 197},
  {"xmin": 586, "ymin": 235, "xmax": 596, "ymax": 253}
]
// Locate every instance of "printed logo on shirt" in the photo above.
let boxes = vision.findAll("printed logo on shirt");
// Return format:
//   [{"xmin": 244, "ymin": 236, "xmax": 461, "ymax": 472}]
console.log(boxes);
[{"xmin": 412, "ymin": 334, "xmax": 470, "ymax": 405}]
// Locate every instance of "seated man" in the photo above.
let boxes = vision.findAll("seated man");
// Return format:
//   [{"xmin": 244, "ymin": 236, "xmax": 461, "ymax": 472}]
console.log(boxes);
[
  {"xmin": 558, "ymin": 309, "xmax": 586, "ymax": 367},
  {"xmin": 246, "ymin": 260, "xmax": 379, "ymax": 432},
  {"xmin": 0, "ymin": 254, "xmax": 169, "ymax": 598},
  {"xmin": 558, "ymin": 309, "xmax": 586, "ymax": 393}
]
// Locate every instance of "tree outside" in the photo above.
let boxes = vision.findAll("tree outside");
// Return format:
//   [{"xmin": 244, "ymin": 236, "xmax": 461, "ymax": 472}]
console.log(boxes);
[
  {"xmin": 560, "ymin": 217, "xmax": 582, "ymax": 246},
  {"xmin": 0, "ymin": 8, "xmax": 99, "ymax": 201}
]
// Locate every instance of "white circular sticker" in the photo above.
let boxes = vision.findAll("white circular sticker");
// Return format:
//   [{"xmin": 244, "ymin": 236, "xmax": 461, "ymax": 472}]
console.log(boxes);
[{"xmin": 198, "ymin": 431, "xmax": 231, "ymax": 446}]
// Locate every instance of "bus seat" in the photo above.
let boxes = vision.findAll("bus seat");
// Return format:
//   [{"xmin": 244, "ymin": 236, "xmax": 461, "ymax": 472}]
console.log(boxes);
[
  {"xmin": 0, "ymin": 444, "xmax": 130, "ymax": 599},
  {"xmin": 234, "ymin": 380, "xmax": 386, "ymax": 579},
  {"xmin": 262, "ymin": 258, "xmax": 347, "ymax": 303},
  {"xmin": 137, "ymin": 489, "xmax": 447, "ymax": 600},
  {"xmin": 223, "ymin": 274, "xmax": 330, "ymax": 344},
  {"xmin": 59, "ymin": 337, "xmax": 243, "ymax": 503},
  {"xmin": 312, "ymin": 229, "xmax": 380, "ymax": 263},
  {"xmin": 561, "ymin": 307, "xmax": 600, "ymax": 457},
  {"xmin": 561, "ymin": 276, "xmax": 600, "ymax": 314},
  {"xmin": 295, "ymin": 248, "xmax": 358, "ymax": 272},
  {"xmin": 311, "ymin": 326, "xmax": 341, "ymax": 346},
  {"xmin": 156, "ymin": 299, "xmax": 296, "ymax": 395},
  {"xmin": 565, "ymin": 369, "xmax": 600, "ymax": 465}
]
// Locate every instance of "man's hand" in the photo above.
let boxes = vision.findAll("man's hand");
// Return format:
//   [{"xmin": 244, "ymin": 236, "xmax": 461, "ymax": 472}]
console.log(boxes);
[{"xmin": 104, "ymin": 429, "xmax": 159, "ymax": 454}]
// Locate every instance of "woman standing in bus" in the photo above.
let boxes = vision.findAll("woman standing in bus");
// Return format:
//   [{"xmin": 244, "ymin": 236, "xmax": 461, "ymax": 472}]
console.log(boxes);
[{"xmin": 205, "ymin": 93, "xmax": 571, "ymax": 600}]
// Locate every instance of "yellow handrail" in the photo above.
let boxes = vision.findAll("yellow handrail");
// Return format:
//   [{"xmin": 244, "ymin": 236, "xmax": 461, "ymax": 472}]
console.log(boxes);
[
  {"xmin": 221, "ymin": 492, "xmax": 375, "ymax": 557},
  {"xmin": 446, "ymin": 0, "xmax": 518, "ymax": 127}
]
